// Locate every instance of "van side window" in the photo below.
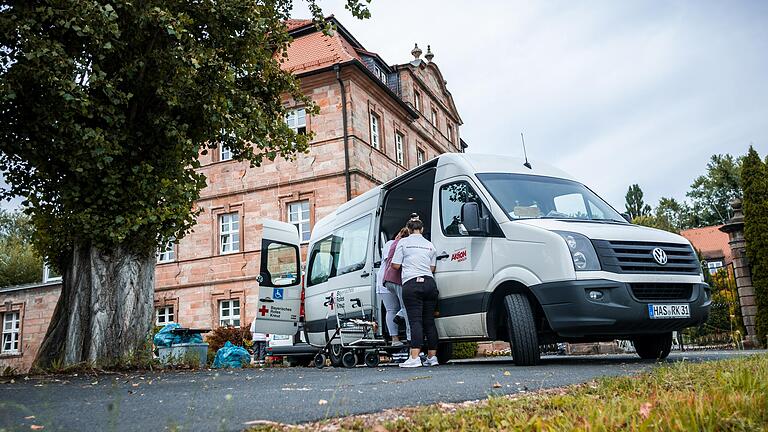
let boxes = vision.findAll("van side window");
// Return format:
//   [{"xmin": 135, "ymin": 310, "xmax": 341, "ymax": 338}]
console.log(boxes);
[
  {"xmin": 440, "ymin": 181, "xmax": 482, "ymax": 236},
  {"xmin": 335, "ymin": 215, "xmax": 372, "ymax": 275},
  {"xmin": 307, "ymin": 236, "xmax": 335, "ymax": 286}
]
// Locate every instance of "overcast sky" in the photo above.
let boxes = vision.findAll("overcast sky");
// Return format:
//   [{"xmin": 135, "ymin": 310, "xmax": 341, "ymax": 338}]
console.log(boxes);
[
  {"xmin": 3, "ymin": 2, "xmax": 765, "ymax": 212},
  {"xmin": 294, "ymin": 0, "xmax": 768, "ymax": 210}
]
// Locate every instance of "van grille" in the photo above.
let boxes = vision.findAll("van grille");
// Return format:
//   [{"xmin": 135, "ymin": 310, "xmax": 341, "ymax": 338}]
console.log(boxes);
[
  {"xmin": 630, "ymin": 283, "xmax": 693, "ymax": 301},
  {"xmin": 592, "ymin": 240, "xmax": 700, "ymax": 274}
]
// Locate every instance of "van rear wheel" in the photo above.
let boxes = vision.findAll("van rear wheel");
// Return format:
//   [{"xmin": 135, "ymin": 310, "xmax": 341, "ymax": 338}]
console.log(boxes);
[
  {"xmin": 504, "ymin": 293, "xmax": 540, "ymax": 366},
  {"xmin": 436, "ymin": 342, "xmax": 453, "ymax": 364},
  {"xmin": 632, "ymin": 333, "xmax": 673, "ymax": 360}
]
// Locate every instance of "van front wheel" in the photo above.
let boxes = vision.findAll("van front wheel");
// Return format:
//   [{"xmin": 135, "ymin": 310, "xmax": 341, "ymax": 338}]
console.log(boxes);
[
  {"xmin": 504, "ymin": 293, "xmax": 541, "ymax": 366},
  {"xmin": 632, "ymin": 333, "xmax": 673, "ymax": 360}
]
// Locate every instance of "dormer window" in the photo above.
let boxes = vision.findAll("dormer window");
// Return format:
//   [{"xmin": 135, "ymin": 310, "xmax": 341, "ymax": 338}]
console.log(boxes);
[
  {"xmin": 372, "ymin": 64, "xmax": 387, "ymax": 84},
  {"xmin": 414, "ymin": 90, "xmax": 422, "ymax": 112},
  {"xmin": 447, "ymin": 124, "xmax": 454, "ymax": 143},
  {"xmin": 431, "ymin": 108, "xmax": 438, "ymax": 126}
]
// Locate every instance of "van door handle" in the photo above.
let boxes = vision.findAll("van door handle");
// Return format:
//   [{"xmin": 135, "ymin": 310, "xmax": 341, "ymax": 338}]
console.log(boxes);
[
  {"xmin": 436, "ymin": 252, "xmax": 449, "ymax": 260},
  {"xmin": 360, "ymin": 272, "xmax": 370, "ymax": 278}
]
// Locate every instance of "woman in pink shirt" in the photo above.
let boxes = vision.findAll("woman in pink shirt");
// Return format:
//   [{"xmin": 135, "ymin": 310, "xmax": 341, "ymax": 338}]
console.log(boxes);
[{"xmin": 382, "ymin": 227, "xmax": 410, "ymax": 346}]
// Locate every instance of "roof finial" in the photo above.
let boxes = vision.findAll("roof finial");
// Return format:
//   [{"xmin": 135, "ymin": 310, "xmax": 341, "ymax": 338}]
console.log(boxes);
[
  {"xmin": 425, "ymin": 45, "xmax": 434, "ymax": 62},
  {"xmin": 411, "ymin": 43, "xmax": 422, "ymax": 60}
]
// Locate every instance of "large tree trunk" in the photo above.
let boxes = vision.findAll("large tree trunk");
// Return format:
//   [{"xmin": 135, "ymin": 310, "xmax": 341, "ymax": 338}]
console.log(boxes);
[{"xmin": 34, "ymin": 243, "xmax": 155, "ymax": 369}]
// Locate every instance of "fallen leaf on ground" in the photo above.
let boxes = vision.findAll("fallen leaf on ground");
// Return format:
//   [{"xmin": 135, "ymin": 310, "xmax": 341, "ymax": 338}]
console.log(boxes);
[
  {"xmin": 131, "ymin": 383, "xmax": 139, "ymax": 387},
  {"xmin": 30, "ymin": 425, "xmax": 44, "ymax": 430},
  {"xmin": 493, "ymin": 382, "xmax": 502, "ymax": 388},
  {"xmin": 503, "ymin": 371, "xmax": 511, "ymax": 376},
  {"xmin": 318, "ymin": 399, "xmax": 328, "ymax": 405},
  {"xmin": 639, "ymin": 402, "xmax": 653, "ymax": 418},
  {"xmin": 24, "ymin": 416, "xmax": 35, "ymax": 420}
]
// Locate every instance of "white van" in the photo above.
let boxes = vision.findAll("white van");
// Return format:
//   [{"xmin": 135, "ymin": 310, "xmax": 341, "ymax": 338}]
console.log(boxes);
[{"xmin": 253, "ymin": 154, "xmax": 711, "ymax": 365}]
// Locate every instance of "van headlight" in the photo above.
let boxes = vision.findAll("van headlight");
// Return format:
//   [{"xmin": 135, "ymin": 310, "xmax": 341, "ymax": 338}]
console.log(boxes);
[{"xmin": 554, "ymin": 231, "xmax": 600, "ymax": 271}]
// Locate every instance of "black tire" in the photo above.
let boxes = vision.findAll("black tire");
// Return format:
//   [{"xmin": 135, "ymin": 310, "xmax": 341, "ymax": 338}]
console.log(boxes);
[
  {"xmin": 329, "ymin": 344, "xmax": 343, "ymax": 367},
  {"xmin": 436, "ymin": 342, "xmax": 453, "ymax": 365},
  {"xmin": 341, "ymin": 351, "xmax": 357, "ymax": 368},
  {"xmin": 364, "ymin": 350, "xmax": 380, "ymax": 368},
  {"xmin": 633, "ymin": 333, "xmax": 673, "ymax": 360},
  {"xmin": 504, "ymin": 293, "xmax": 541, "ymax": 366},
  {"xmin": 313, "ymin": 353, "xmax": 326, "ymax": 369}
]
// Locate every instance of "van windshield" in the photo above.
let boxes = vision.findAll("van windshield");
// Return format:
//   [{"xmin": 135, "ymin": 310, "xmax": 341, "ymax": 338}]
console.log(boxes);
[{"xmin": 476, "ymin": 173, "xmax": 626, "ymax": 223}]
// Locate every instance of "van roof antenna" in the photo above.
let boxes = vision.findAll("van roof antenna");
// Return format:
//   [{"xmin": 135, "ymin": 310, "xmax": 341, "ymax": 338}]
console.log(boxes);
[{"xmin": 521, "ymin": 132, "xmax": 532, "ymax": 169}]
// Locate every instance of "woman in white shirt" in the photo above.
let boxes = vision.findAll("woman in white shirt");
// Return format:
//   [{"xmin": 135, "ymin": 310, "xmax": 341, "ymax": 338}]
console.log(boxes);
[{"xmin": 390, "ymin": 218, "xmax": 439, "ymax": 368}]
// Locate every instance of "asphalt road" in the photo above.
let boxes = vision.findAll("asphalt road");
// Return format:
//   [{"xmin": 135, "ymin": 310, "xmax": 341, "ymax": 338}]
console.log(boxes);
[{"xmin": 1, "ymin": 350, "xmax": 763, "ymax": 432}]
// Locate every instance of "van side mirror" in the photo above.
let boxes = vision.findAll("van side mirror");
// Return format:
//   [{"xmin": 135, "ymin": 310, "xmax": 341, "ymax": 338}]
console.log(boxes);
[
  {"xmin": 460, "ymin": 202, "xmax": 487, "ymax": 235},
  {"xmin": 621, "ymin": 212, "xmax": 632, "ymax": 223}
]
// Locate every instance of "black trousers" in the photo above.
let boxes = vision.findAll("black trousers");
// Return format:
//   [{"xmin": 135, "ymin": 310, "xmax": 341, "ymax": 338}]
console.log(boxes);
[{"xmin": 402, "ymin": 276, "xmax": 439, "ymax": 351}]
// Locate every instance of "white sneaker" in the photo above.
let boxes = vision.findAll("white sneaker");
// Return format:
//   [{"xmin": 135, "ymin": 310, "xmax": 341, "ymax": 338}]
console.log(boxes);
[
  {"xmin": 424, "ymin": 356, "xmax": 439, "ymax": 367},
  {"xmin": 391, "ymin": 340, "xmax": 404, "ymax": 347},
  {"xmin": 399, "ymin": 357, "xmax": 423, "ymax": 368}
]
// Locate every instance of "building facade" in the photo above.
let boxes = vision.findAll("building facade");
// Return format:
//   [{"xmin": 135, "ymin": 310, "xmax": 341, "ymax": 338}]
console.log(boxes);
[{"xmin": 0, "ymin": 18, "xmax": 464, "ymax": 372}]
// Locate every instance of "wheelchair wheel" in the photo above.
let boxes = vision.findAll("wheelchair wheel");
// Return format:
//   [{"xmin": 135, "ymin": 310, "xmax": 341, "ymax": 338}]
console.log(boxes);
[
  {"xmin": 341, "ymin": 351, "xmax": 357, "ymax": 368},
  {"xmin": 313, "ymin": 353, "xmax": 326, "ymax": 369},
  {"xmin": 364, "ymin": 350, "xmax": 380, "ymax": 368}
]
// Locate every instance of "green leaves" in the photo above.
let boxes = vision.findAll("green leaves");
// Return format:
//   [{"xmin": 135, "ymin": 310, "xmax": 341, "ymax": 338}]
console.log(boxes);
[{"xmin": 0, "ymin": 1, "xmax": 370, "ymax": 268}]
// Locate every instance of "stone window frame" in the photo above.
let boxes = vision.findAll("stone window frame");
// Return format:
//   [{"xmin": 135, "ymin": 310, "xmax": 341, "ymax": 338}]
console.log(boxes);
[
  {"xmin": 285, "ymin": 106, "xmax": 308, "ymax": 135},
  {"xmin": 416, "ymin": 147, "xmax": 426, "ymax": 166},
  {"xmin": 413, "ymin": 89, "xmax": 422, "ymax": 112},
  {"xmin": 210, "ymin": 203, "xmax": 245, "ymax": 256},
  {"xmin": 154, "ymin": 296, "xmax": 180, "ymax": 326},
  {"xmin": 0, "ymin": 301, "xmax": 24, "ymax": 357},
  {"xmin": 369, "ymin": 110, "xmax": 381, "ymax": 151},
  {"xmin": 279, "ymin": 191, "xmax": 316, "ymax": 245},
  {"xmin": 157, "ymin": 237, "xmax": 177, "ymax": 263},
  {"xmin": 211, "ymin": 289, "xmax": 246, "ymax": 328}
]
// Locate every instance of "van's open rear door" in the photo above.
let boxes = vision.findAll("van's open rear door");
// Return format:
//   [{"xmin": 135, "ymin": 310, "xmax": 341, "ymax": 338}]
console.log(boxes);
[{"xmin": 253, "ymin": 219, "xmax": 302, "ymax": 336}]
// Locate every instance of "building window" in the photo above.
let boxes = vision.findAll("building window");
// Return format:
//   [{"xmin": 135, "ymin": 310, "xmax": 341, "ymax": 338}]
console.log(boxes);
[
  {"xmin": 157, "ymin": 238, "xmax": 176, "ymax": 263},
  {"xmin": 219, "ymin": 299, "xmax": 241, "ymax": 327},
  {"xmin": 395, "ymin": 132, "xmax": 405, "ymax": 166},
  {"xmin": 156, "ymin": 306, "xmax": 175, "ymax": 326},
  {"xmin": 447, "ymin": 124, "xmax": 453, "ymax": 143},
  {"xmin": 43, "ymin": 264, "xmax": 62, "ymax": 283},
  {"xmin": 285, "ymin": 108, "xmax": 307, "ymax": 134},
  {"xmin": 417, "ymin": 148, "xmax": 426, "ymax": 166},
  {"xmin": 414, "ymin": 90, "xmax": 421, "ymax": 112},
  {"xmin": 220, "ymin": 146, "xmax": 232, "ymax": 161},
  {"xmin": 288, "ymin": 200, "xmax": 311, "ymax": 243},
  {"xmin": 372, "ymin": 64, "xmax": 387, "ymax": 84},
  {"xmin": 219, "ymin": 212, "xmax": 240, "ymax": 254},
  {"xmin": 369, "ymin": 112, "xmax": 380, "ymax": 150},
  {"xmin": 707, "ymin": 260, "xmax": 724, "ymax": 275},
  {"xmin": 431, "ymin": 108, "xmax": 438, "ymax": 126},
  {"xmin": 2, "ymin": 311, "xmax": 20, "ymax": 354}
]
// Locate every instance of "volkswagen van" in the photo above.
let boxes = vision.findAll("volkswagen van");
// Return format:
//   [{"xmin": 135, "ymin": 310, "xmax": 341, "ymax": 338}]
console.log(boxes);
[{"xmin": 253, "ymin": 154, "xmax": 711, "ymax": 365}]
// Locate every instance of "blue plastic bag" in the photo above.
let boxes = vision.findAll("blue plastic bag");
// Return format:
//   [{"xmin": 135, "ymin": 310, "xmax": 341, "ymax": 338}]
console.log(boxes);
[
  {"xmin": 212, "ymin": 341, "xmax": 251, "ymax": 368},
  {"xmin": 153, "ymin": 323, "xmax": 203, "ymax": 348}
]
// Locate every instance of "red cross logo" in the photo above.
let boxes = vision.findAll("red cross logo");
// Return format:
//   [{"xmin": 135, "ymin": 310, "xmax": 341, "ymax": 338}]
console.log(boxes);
[{"xmin": 259, "ymin": 305, "xmax": 269, "ymax": 316}]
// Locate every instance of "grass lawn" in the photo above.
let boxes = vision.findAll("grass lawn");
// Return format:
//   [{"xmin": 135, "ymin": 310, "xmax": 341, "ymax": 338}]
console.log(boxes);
[{"xmin": 249, "ymin": 354, "xmax": 768, "ymax": 431}]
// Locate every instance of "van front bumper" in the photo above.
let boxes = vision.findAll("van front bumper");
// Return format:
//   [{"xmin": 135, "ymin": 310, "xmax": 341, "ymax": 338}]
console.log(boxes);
[{"xmin": 529, "ymin": 279, "xmax": 711, "ymax": 338}]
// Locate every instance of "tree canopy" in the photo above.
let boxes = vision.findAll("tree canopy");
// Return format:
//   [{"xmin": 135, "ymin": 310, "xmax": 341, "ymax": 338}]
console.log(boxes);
[
  {"xmin": 624, "ymin": 184, "xmax": 651, "ymax": 220},
  {"xmin": 742, "ymin": 146, "xmax": 768, "ymax": 346},
  {"xmin": 0, "ymin": 209, "xmax": 43, "ymax": 286},
  {"xmin": 0, "ymin": 1, "xmax": 369, "ymax": 269},
  {"xmin": 686, "ymin": 154, "xmax": 742, "ymax": 226}
]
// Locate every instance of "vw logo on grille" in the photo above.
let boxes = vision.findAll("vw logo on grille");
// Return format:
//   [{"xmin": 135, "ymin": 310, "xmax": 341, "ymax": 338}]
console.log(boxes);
[{"xmin": 652, "ymin": 247, "xmax": 668, "ymax": 265}]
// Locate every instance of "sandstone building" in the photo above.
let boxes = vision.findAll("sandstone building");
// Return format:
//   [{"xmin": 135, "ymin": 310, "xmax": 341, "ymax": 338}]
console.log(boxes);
[{"xmin": 0, "ymin": 17, "xmax": 464, "ymax": 371}]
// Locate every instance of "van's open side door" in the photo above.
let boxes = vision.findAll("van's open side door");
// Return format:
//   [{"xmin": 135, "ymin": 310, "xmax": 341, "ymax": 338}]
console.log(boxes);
[{"xmin": 253, "ymin": 219, "xmax": 302, "ymax": 336}]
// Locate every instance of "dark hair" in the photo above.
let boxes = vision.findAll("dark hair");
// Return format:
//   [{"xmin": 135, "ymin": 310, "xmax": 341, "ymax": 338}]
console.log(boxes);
[{"xmin": 407, "ymin": 218, "xmax": 424, "ymax": 232}]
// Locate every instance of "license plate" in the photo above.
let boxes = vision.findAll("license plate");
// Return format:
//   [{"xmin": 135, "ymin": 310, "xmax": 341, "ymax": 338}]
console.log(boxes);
[{"xmin": 648, "ymin": 304, "xmax": 690, "ymax": 319}]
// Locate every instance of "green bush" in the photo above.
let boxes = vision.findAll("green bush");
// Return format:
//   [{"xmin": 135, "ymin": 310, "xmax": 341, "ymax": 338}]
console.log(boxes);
[
  {"xmin": 452, "ymin": 342, "xmax": 478, "ymax": 359},
  {"xmin": 742, "ymin": 147, "xmax": 768, "ymax": 347}
]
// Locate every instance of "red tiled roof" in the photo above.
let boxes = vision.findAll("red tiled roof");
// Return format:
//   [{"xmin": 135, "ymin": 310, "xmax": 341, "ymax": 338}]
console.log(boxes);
[
  {"xmin": 680, "ymin": 225, "xmax": 732, "ymax": 264},
  {"xmin": 285, "ymin": 19, "xmax": 313, "ymax": 31},
  {"xmin": 278, "ymin": 27, "xmax": 361, "ymax": 74}
]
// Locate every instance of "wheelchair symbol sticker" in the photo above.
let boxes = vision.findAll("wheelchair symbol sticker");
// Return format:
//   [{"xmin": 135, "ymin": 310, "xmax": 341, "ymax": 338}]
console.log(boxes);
[{"xmin": 273, "ymin": 288, "xmax": 284, "ymax": 300}]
